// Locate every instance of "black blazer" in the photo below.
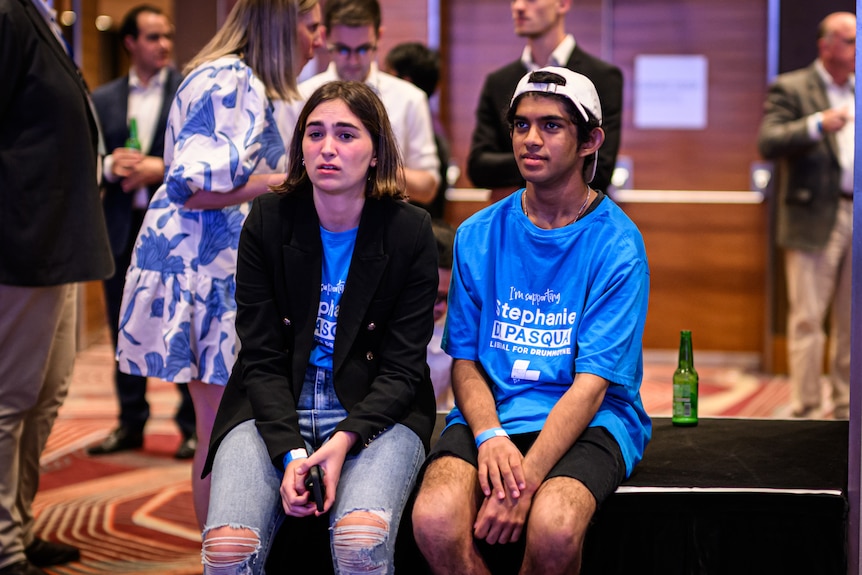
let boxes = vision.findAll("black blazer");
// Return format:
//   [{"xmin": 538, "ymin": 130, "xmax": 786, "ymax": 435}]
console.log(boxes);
[
  {"xmin": 204, "ymin": 190, "xmax": 438, "ymax": 476},
  {"xmin": 92, "ymin": 68, "xmax": 183, "ymax": 256},
  {"xmin": 0, "ymin": 0, "xmax": 113, "ymax": 286},
  {"xmin": 467, "ymin": 46, "xmax": 623, "ymax": 194}
]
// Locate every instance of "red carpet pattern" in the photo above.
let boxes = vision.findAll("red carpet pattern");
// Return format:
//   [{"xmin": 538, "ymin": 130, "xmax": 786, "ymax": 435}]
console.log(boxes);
[{"xmin": 34, "ymin": 341, "xmax": 825, "ymax": 574}]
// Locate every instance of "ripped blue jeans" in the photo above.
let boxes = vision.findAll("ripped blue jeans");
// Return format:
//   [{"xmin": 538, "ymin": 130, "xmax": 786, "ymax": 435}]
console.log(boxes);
[{"xmin": 203, "ymin": 367, "xmax": 425, "ymax": 574}]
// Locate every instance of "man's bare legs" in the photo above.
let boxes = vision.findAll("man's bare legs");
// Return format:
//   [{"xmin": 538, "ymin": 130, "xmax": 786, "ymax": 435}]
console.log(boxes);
[
  {"xmin": 413, "ymin": 455, "xmax": 597, "ymax": 575},
  {"xmin": 413, "ymin": 455, "xmax": 490, "ymax": 574},
  {"xmin": 520, "ymin": 476, "xmax": 595, "ymax": 574}
]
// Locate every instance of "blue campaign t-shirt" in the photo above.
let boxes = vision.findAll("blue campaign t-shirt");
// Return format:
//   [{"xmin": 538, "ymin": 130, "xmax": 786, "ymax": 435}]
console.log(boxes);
[
  {"xmin": 442, "ymin": 190, "xmax": 652, "ymax": 477},
  {"xmin": 309, "ymin": 226, "xmax": 358, "ymax": 370}
]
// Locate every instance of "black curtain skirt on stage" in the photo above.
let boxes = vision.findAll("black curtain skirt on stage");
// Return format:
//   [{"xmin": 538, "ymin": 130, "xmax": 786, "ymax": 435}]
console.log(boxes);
[{"xmin": 582, "ymin": 417, "xmax": 848, "ymax": 575}]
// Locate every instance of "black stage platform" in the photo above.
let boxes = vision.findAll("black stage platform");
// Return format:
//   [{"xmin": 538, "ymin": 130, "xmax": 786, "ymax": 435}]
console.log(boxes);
[
  {"xmin": 582, "ymin": 417, "xmax": 848, "ymax": 574},
  {"xmin": 271, "ymin": 417, "xmax": 849, "ymax": 574}
]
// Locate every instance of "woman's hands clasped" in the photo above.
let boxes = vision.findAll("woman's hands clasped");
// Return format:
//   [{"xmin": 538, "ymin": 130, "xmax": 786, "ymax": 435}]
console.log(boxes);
[{"xmin": 279, "ymin": 430, "xmax": 359, "ymax": 517}]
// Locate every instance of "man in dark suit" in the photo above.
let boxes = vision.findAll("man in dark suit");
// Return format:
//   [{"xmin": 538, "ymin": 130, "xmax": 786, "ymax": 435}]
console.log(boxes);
[
  {"xmin": 0, "ymin": 1, "xmax": 114, "ymax": 573},
  {"xmin": 86, "ymin": 5, "xmax": 196, "ymax": 459},
  {"xmin": 757, "ymin": 11, "xmax": 854, "ymax": 420},
  {"xmin": 467, "ymin": 0, "xmax": 622, "ymax": 199}
]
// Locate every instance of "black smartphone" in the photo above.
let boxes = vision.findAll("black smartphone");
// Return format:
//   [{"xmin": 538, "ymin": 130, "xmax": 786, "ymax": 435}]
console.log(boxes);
[{"xmin": 305, "ymin": 465, "xmax": 325, "ymax": 512}]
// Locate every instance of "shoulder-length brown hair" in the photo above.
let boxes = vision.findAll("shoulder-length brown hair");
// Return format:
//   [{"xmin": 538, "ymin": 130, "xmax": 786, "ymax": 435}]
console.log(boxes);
[
  {"xmin": 182, "ymin": 0, "xmax": 318, "ymax": 101},
  {"xmin": 273, "ymin": 81, "xmax": 405, "ymax": 199}
]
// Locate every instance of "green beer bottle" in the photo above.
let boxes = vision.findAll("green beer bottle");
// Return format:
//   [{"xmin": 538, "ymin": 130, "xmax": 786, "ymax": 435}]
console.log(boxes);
[
  {"xmin": 672, "ymin": 330, "xmax": 698, "ymax": 426},
  {"xmin": 125, "ymin": 117, "xmax": 141, "ymax": 150}
]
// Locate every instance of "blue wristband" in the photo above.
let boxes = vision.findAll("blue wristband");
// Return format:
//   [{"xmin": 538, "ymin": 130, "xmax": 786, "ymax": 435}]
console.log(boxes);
[
  {"xmin": 475, "ymin": 427, "xmax": 509, "ymax": 448},
  {"xmin": 282, "ymin": 448, "xmax": 308, "ymax": 469}
]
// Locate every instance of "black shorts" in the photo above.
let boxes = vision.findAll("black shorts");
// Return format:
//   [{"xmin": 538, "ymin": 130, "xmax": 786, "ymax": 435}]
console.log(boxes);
[{"xmin": 425, "ymin": 423, "xmax": 626, "ymax": 507}]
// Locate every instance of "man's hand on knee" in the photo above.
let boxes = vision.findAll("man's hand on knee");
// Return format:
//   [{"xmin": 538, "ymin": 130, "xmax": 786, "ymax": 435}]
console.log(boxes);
[
  {"xmin": 474, "ymin": 488, "xmax": 532, "ymax": 545},
  {"xmin": 477, "ymin": 436, "xmax": 526, "ymax": 500}
]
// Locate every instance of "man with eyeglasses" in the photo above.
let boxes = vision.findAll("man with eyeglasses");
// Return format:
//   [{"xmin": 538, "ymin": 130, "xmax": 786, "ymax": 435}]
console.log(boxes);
[
  {"xmin": 757, "ymin": 11, "xmax": 855, "ymax": 421},
  {"xmin": 299, "ymin": 0, "xmax": 441, "ymax": 205},
  {"xmin": 86, "ymin": 4, "xmax": 196, "ymax": 460}
]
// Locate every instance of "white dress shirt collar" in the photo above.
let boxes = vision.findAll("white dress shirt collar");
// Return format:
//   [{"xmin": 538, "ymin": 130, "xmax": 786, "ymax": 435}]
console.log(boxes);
[
  {"xmin": 815, "ymin": 58, "xmax": 855, "ymax": 91},
  {"xmin": 129, "ymin": 66, "xmax": 168, "ymax": 91},
  {"xmin": 521, "ymin": 34, "xmax": 576, "ymax": 72},
  {"xmin": 323, "ymin": 60, "xmax": 383, "ymax": 93},
  {"xmin": 30, "ymin": 0, "xmax": 69, "ymax": 55}
]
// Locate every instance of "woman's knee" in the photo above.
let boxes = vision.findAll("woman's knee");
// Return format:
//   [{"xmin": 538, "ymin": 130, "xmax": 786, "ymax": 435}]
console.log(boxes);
[
  {"xmin": 201, "ymin": 525, "xmax": 260, "ymax": 574},
  {"xmin": 332, "ymin": 510, "xmax": 391, "ymax": 573}
]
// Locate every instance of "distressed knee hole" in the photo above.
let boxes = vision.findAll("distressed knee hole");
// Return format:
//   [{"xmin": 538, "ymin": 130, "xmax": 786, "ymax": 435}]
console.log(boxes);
[
  {"xmin": 332, "ymin": 510, "xmax": 390, "ymax": 573},
  {"xmin": 202, "ymin": 525, "xmax": 260, "ymax": 573}
]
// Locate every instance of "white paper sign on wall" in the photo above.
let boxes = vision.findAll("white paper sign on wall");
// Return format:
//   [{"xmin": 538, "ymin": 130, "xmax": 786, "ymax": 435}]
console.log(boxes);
[{"xmin": 634, "ymin": 54, "xmax": 708, "ymax": 130}]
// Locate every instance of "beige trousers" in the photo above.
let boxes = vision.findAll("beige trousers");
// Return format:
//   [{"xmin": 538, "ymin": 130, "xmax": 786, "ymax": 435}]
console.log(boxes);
[
  {"xmin": 784, "ymin": 198, "xmax": 853, "ymax": 415},
  {"xmin": 0, "ymin": 283, "xmax": 77, "ymax": 569}
]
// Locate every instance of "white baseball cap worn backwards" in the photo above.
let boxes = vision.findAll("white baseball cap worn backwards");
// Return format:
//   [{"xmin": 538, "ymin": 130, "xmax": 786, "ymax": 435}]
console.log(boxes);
[{"xmin": 510, "ymin": 66, "xmax": 603, "ymax": 125}]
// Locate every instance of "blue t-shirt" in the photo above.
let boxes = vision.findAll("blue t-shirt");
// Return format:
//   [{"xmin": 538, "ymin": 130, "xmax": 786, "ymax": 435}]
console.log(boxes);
[
  {"xmin": 309, "ymin": 226, "xmax": 358, "ymax": 369},
  {"xmin": 443, "ymin": 190, "xmax": 651, "ymax": 477}
]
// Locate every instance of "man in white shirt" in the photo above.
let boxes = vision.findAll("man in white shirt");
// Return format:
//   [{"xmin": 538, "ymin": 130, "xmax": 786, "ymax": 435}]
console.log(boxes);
[
  {"xmin": 87, "ymin": 5, "xmax": 196, "ymax": 459},
  {"xmin": 299, "ymin": 0, "xmax": 440, "ymax": 204},
  {"xmin": 757, "ymin": 11, "xmax": 855, "ymax": 420}
]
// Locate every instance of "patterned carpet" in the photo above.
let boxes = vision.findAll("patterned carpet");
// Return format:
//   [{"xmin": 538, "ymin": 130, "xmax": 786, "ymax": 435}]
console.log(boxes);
[{"xmin": 33, "ymin": 340, "xmax": 824, "ymax": 574}]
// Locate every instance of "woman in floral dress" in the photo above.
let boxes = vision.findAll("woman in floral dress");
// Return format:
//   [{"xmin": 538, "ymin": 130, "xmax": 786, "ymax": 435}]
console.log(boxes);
[{"xmin": 115, "ymin": 0, "xmax": 323, "ymax": 527}]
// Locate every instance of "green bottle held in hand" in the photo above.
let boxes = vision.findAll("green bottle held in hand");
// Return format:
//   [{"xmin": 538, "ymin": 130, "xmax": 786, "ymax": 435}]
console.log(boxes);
[
  {"xmin": 672, "ymin": 330, "xmax": 698, "ymax": 426},
  {"xmin": 125, "ymin": 117, "xmax": 142, "ymax": 150}
]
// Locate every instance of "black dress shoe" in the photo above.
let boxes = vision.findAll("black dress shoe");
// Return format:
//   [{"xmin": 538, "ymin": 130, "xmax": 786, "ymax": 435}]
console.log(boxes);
[
  {"xmin": 791, "ymin": 406, "xmax": 818, "ymax": 419},
  {"xmin": 174, "ymin": 434, "xmax": 197, "ymax": 460},
  {"xmin": 24, "ymin": 538, "xmax": 80, "ymax": 567},
  {"xmin": 86, "ymin": 427, "xmax": 144, "ymax": 455},
  {"xmin": 0, "ymin": 560, "xmax": 47, "ymax": 575}
]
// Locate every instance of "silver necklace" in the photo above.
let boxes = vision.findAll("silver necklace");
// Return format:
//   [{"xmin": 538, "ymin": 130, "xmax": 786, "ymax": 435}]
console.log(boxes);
[{"xmin": 521, "ymin": 188, "xmax": 592, "ymax": 226}]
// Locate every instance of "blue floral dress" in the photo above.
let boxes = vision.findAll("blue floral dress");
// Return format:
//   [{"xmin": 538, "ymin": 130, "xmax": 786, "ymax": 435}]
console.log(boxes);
[{"xmin": 116, "ymin": 55, "xmax": 296, "ymax": 386}]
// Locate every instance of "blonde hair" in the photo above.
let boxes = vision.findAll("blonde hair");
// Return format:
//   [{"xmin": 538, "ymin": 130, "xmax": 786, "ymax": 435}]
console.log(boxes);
[
  {"xmin": 182, "ymin": 0, "xmax": 318, "ymax": 100},
  {"xmin": 275, "ymin": 81, "xmax": 405, "ymax": 199}
]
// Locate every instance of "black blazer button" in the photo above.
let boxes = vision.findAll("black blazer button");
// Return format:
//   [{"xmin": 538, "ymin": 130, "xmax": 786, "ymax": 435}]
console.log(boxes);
[
  {"xmin": 366, "ymin": 351, "xmax": 374, "ymax": 361},
  {"xmin": 283, "ymin": 317, "xmax": 291, "ymax": 326},
  {"xmin": 367, "ymin": 322, "xmax": 376, "ymax": 331}
]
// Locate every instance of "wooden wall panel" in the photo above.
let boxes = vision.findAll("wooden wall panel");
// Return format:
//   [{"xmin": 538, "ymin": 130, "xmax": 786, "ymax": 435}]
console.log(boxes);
[
  {"xmin": 93, "ymin": 0, "xmax": 173, "ymax": 24},
  {"xmin": 174, "ymin": 0, "xmax": 218, "ymax": 69},
  {"xmin": 378, "ymin": 1, "xmax": 429, "ymax": 54},
  {"xmin": 619, "ymin": 200, "xmax": 768, "ymax": 353},
  {"xmin": 611, "ymin": 0, "xmax": 768, "ymax": 191}
]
